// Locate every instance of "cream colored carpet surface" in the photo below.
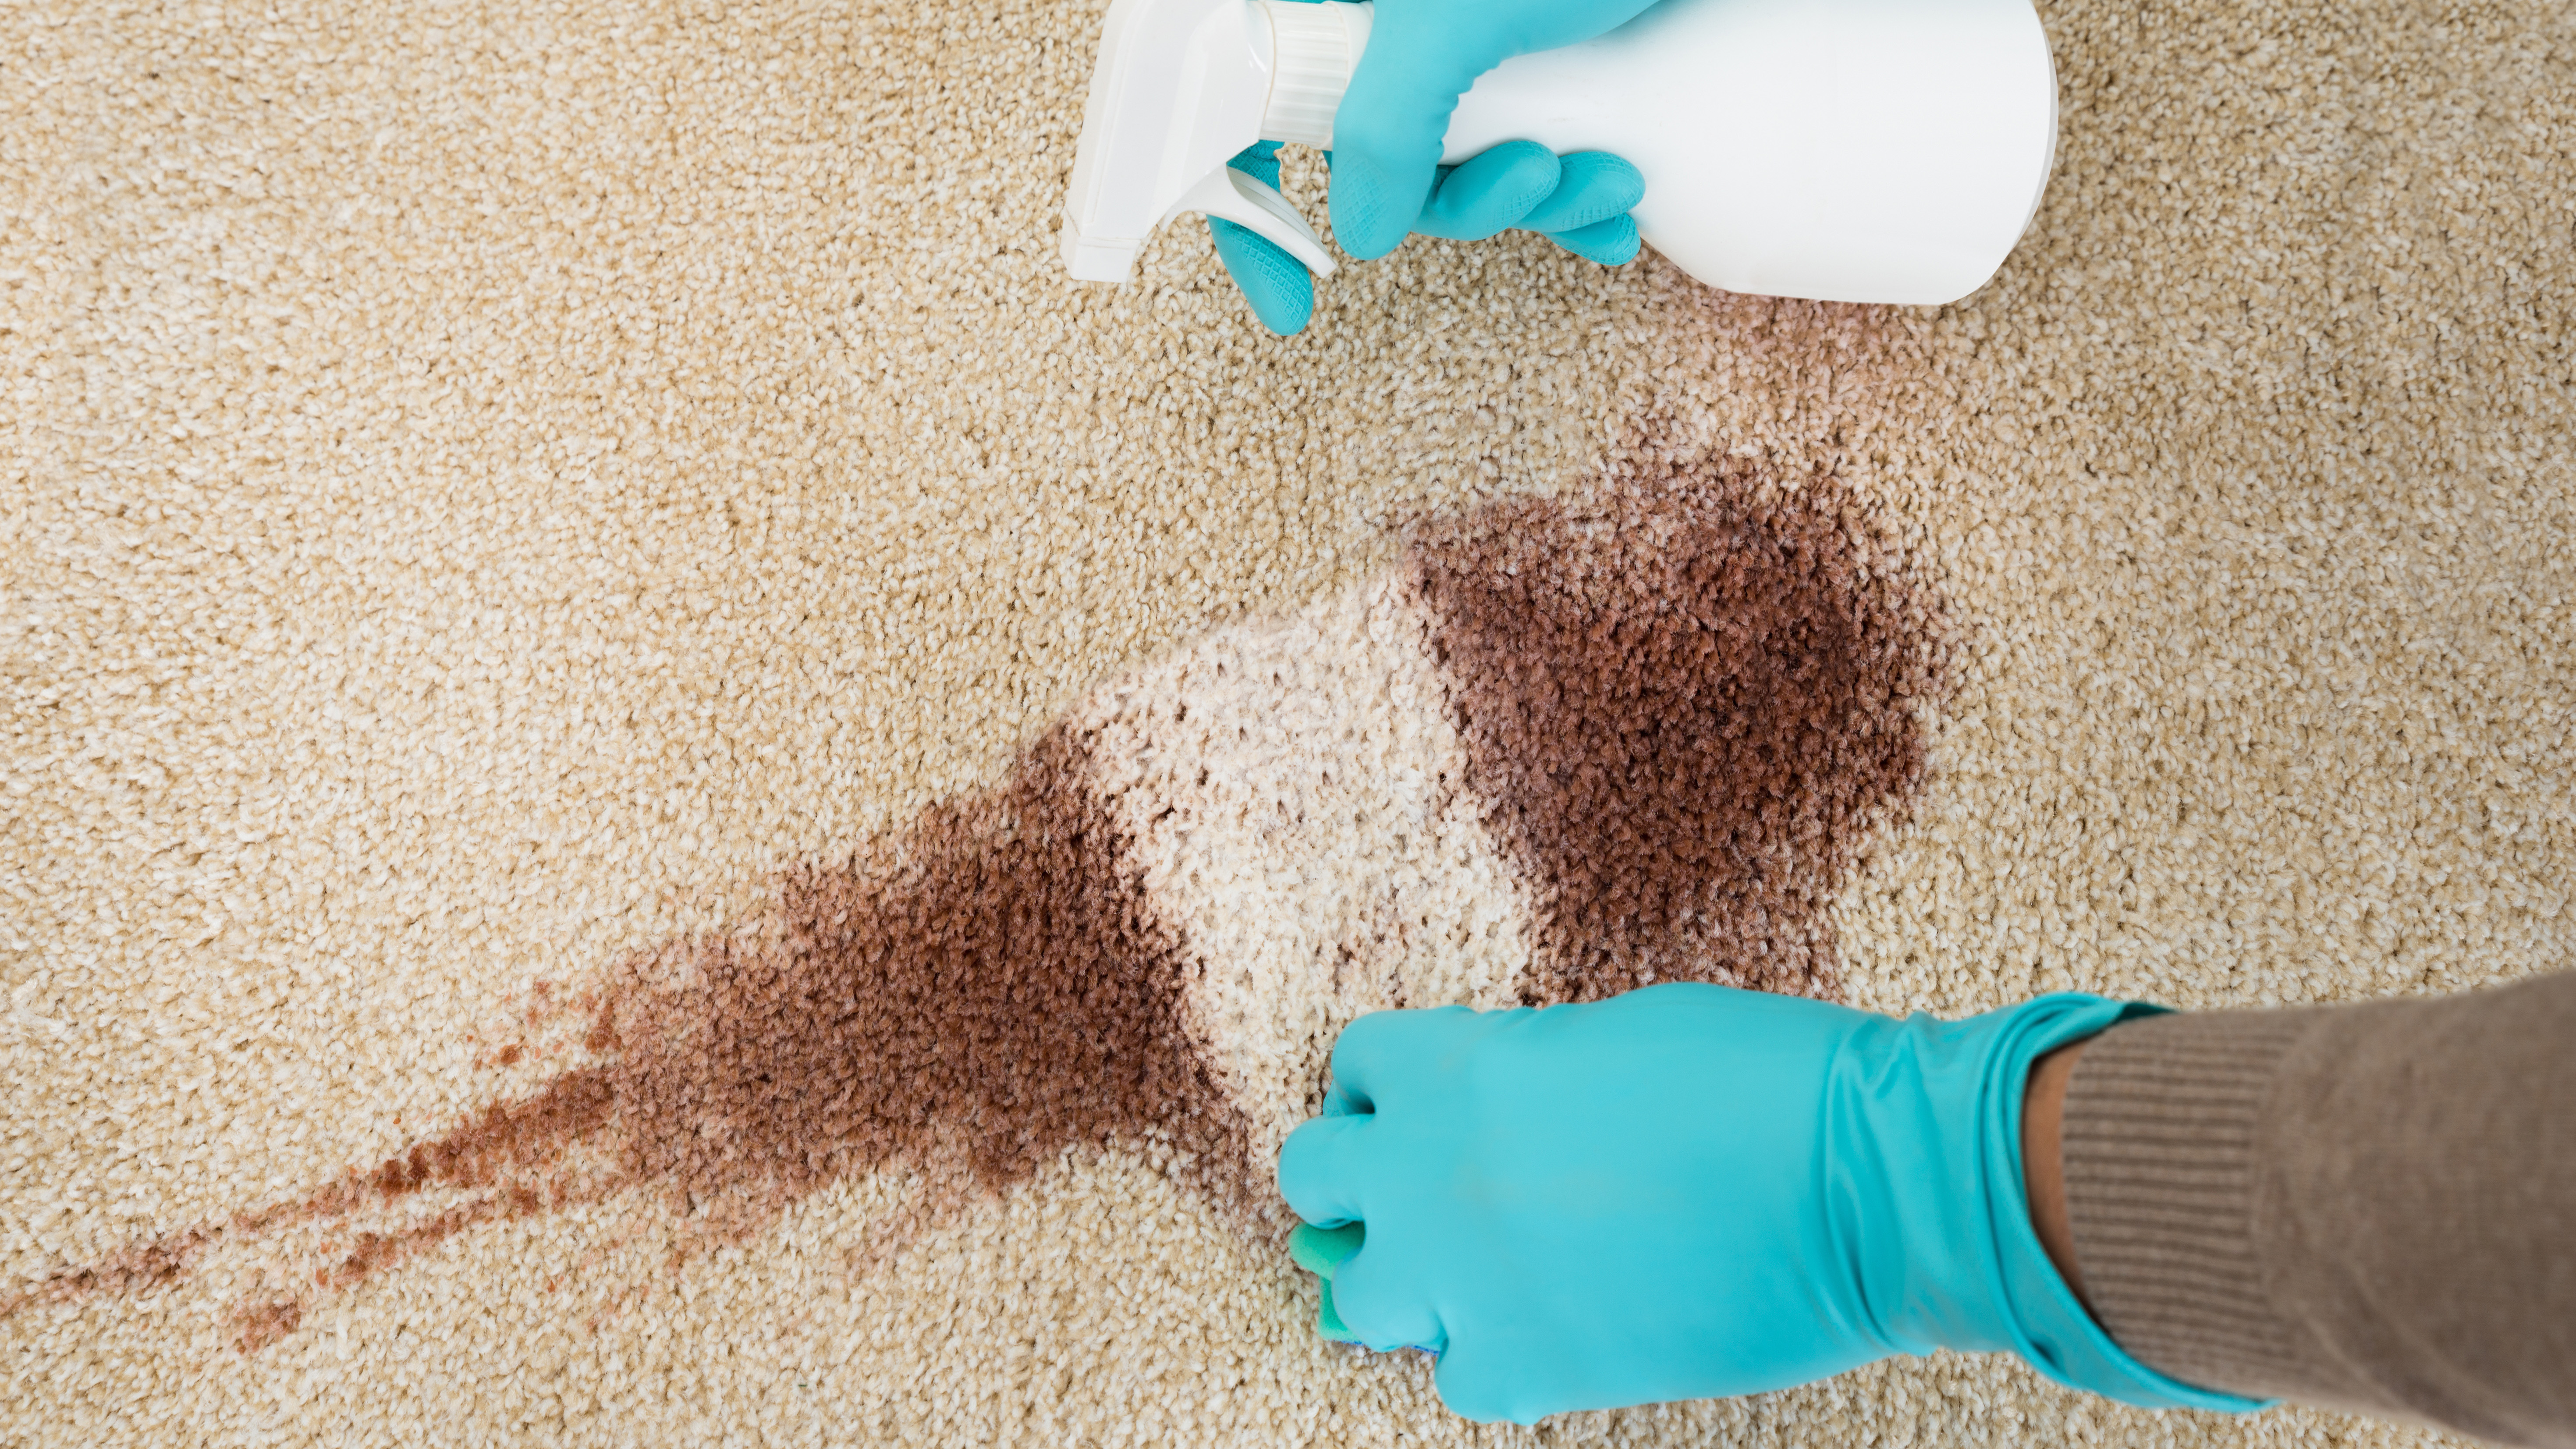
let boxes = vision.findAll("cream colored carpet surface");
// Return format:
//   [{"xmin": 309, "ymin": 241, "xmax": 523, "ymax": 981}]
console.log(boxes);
[{"xmin": 6, "ymin": 0, "xmax": 2574, "ymax": 1443}]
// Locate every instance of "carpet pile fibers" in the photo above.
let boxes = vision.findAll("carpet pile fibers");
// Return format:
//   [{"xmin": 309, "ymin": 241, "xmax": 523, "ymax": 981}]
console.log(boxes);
[{"xmin": 5, "ymin": 0, "xmax": 2574, "ymax": 1444}]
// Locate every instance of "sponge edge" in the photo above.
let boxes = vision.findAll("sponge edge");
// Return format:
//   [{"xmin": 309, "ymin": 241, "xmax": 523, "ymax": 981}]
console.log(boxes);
[{"xmin": 1287, "ymin": 1222, "xmax": 1367, "ymax": 1343}]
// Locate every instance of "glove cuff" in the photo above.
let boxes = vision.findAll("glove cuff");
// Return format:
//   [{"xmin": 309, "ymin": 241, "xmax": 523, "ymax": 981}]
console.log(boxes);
[
  {"xmin": 1975, "ymin": 995, "xmax": 2273, "ymax": 1413},
  {"xmin": 1842, "ymin": 994, "xmax": 2270, "ymax": 1413}
]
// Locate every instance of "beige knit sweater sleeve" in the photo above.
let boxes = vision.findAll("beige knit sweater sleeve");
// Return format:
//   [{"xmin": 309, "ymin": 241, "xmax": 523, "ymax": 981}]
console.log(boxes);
[{"xmin": 2061, "ymin": 970, "xmax": 2576, "ymax": 1449}]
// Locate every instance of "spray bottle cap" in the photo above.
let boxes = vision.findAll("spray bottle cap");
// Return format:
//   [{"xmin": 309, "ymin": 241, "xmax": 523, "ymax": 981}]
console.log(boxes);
[{"xmin": 1061, "ymin": 0, "xmax": 1374, "ymax": 284}]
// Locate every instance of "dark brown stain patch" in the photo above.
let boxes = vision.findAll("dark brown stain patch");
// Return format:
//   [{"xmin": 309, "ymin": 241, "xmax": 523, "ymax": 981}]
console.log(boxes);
[
  {"xmin": 1411, "ymin": 455, "xmax": 1946, "ymax": 1003},
  {"xmin": 583, "ymin": 723, "xmax": 1250, "ymax": 1222},
  {"xmin": 5, "ymin": 724, "xmax": 1250, "ymax": 1347}
]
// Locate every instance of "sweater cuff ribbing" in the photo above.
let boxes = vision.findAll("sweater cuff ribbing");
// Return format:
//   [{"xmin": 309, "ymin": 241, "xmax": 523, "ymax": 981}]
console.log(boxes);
[{"xmin": 2059, "ymin": 1007, "xmax": 2315, "ymax": 1399}]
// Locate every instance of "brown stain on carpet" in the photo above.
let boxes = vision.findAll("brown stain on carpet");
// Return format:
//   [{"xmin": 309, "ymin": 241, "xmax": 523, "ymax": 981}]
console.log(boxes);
[
  {"xmin": 1413, "ymin": 455, "xmax": 1947, "ymax": 1003},
  {"xmin": 3, "ymin": 725, "xmax": 1249, "ymax": 1346},
  {"xmin": 579, "ymin": 723, "xmax": 1251, "ymax": 1222},
  {"xmin": 229, "ymin": 1299, "xmax": 303, "ymax": 1355},
  {"xmin": 4, "ymin": 455, "xmax": 1947, "ymax": 1347}
]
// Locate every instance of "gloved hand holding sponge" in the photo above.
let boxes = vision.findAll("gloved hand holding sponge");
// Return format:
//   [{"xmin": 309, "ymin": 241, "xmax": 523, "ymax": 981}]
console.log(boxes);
[
  {"xmin": 1277, "ymin": 984, "xmax": 2269, "ymax": 1426},
  {"xmin": 1210, "ymin": 0, "xmax": 1655, "ymax": 334}
]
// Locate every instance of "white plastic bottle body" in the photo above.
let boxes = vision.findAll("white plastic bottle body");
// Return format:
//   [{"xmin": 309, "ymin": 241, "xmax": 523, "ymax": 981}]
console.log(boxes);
[
  {"xmin": 1061, "ymin": 0, "xmax": 2055, "ymax": 303},
  {"xmin": 1432, "ymin": 0, "xmax": 2058, "ymax": 305}
]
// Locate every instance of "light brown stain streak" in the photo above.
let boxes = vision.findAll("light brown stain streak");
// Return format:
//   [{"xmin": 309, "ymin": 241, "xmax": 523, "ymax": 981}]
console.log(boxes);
[
  {"xmin": 229, "ymin": 1298, "xmax": 303, "ymax": 1355},
  {"xmin": 5, "ymin": 456, "xmax": 1948, "ymax": 1350}
]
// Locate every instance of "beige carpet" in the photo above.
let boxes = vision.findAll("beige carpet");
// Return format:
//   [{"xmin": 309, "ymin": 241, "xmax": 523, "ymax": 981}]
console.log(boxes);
[{"xmin": 5, "ymin": 0, "xmax": 2573, "ymax": 1442}]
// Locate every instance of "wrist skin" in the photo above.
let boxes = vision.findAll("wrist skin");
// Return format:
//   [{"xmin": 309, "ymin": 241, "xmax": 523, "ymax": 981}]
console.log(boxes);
[
  {"xmin": 1981, "ymin": 1006, "xmax": 2267, "ymax": 1414},
  {"xmin": 2022, "ymin": 1039, "xmax": 2092, "ymax": 1311}
]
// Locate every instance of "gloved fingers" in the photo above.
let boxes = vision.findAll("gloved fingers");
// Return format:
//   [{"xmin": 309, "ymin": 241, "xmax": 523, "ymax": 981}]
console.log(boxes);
[
  {"xmin": 1208, "ymin": 215, "xmax": 1316, "ymax": 336},
  {"xmin": 1227, "ymin": 139, "xmax": 1285, "ymax": 189},
  {"xmin": 1276, "ymin": 1112, "xmax": 1374, "ymax": 1226},
  {"xmin": 1411, "ymin": 141, "xmax": 1561, "ymax": 241},
  {"xmin": 1321, "ymin": 1233, "xmax": 1448, "ymax": 1354},
  {"xmin": 1319, "ymin": 1074, "xmax": 1371, "ymax": 1117},
  {"xmin": 1514, "ymin": 150, "xmax": 1643, "ymax": 235},
  {"xmin": 1432, "ymin": 1338, "xmax": 1550, "ymax": 1426},
  {"xmin": 1288, "ymin": 1222, "xmax": 1369, "ymax": 1342},
  {"xmin": 1324, "ymin": 147, "xmax": 1431, "ymax": 264},
  {"xmin": 1545, "ymin": 213, "xmax": 1640, "ymax": 266},
  {"xmin": 1324, "ymin": 17, "xmax": 1499, "ymax": 260},
  {"xmin": 1287, "ymin": 1221, "xmax": 1366, "ymax": 1278},
  {"xmin": 1322, "ymin": 1005, "xmax": 1462, "ymax": 1112}
]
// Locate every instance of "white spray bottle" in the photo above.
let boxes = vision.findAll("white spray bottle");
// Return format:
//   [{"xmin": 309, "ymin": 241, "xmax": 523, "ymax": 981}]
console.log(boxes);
[{"xmin": 1061, "ymin": 0, "xmax": 2058, "ymax": 306}]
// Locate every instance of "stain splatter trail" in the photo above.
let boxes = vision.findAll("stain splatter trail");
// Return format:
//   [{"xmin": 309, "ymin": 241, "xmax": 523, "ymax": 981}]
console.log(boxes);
[
  {"xmin": 3, "ymin": 457, "xmax": 1949, "ymax": 1349},
  {"xmin": 229, "ymin": 1299, "xmax": 303, "ymax": 1355},
  {"xmin": 4, "ymin": 726, "xmax": 1251, "ymax": 1341}
]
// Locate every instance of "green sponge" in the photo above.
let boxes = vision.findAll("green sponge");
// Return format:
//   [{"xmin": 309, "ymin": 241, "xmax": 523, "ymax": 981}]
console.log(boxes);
[{"xmin": 1288, "ymin": 1222, "xmax": 1369, "ymax": 1343}]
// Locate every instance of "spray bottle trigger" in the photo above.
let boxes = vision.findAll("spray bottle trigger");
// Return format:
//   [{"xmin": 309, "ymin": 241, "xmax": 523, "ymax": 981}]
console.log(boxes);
[{"xmin": 1161, "ymin": 165, "xmax": 1339, "ymax": 278}]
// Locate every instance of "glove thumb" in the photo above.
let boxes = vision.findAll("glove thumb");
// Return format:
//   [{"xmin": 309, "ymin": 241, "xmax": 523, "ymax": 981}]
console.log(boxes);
[{"xmin": 1325, "ymin": 18, "xmax": 1494, "ymax": 259}]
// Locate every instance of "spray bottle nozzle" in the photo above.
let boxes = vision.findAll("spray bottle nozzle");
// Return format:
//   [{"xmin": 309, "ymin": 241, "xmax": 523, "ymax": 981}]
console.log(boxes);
[{"xmin": 1061, "ymin": 0, "xmax": 1373, "ymax": 284}]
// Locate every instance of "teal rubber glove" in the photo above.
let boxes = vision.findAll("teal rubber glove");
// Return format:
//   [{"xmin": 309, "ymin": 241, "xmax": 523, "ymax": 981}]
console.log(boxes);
[
  {"xmin": 1327, "ymin": 0, "xmax": 1664, "ymax": 259},
  {"xmin": 1210, "ymin": 143, "xmax": 1641, "ymax": 335},
  {"xmin": 1206, "ymin": 0, "xmax": 1647, "ymax": 335},
  {"xmin": 1276, "ymin": 984, "xmax": 2274, "ymax": 1426}
]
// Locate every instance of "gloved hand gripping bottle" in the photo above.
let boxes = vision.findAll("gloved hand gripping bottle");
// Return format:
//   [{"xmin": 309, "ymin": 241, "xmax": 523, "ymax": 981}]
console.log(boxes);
[{"xmin": 1061, "ymin": 0, "xmax": 2061, "ymax": 309}]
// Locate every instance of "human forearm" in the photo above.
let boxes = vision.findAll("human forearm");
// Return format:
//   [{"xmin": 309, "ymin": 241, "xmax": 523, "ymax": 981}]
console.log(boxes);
[{"xmin": 2056, "ymin": 973, "xmax": 2576, "ymax": 1448}]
